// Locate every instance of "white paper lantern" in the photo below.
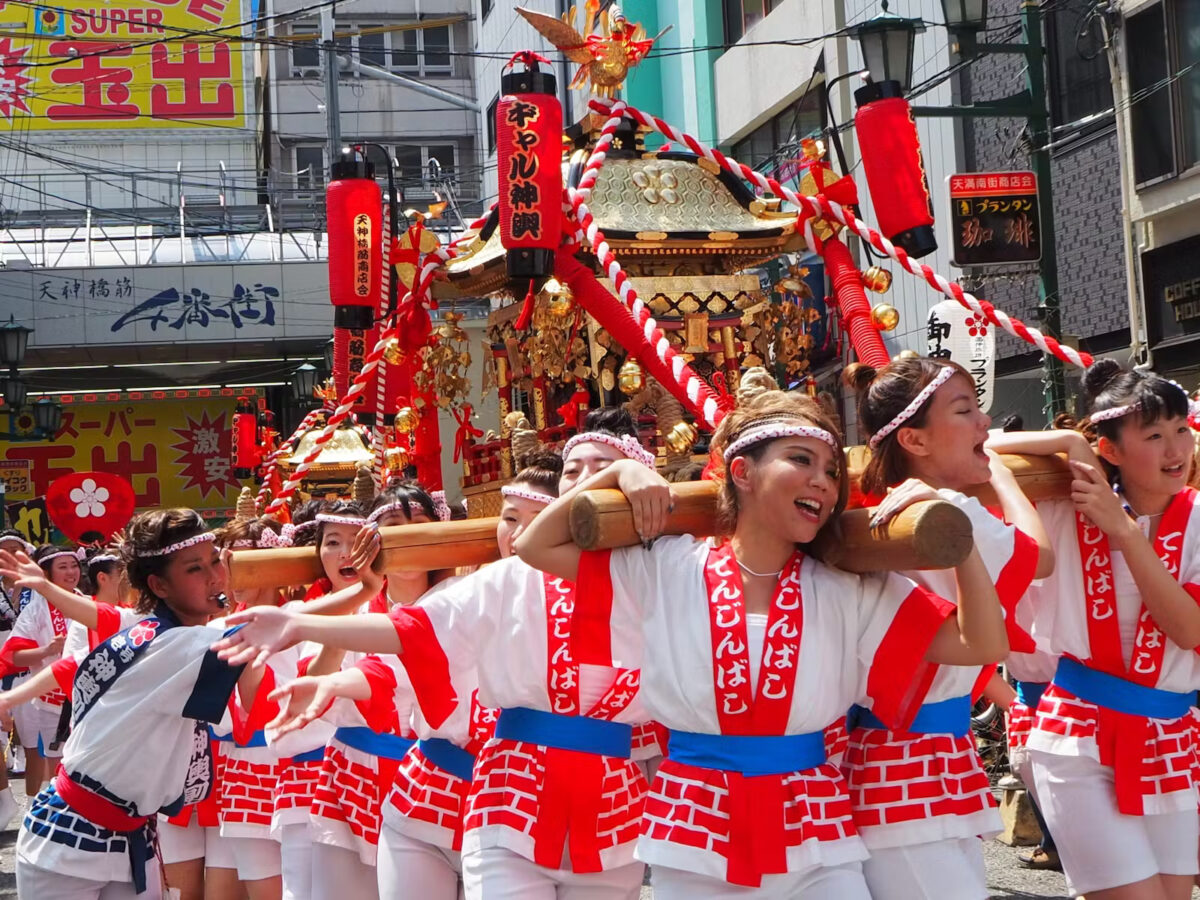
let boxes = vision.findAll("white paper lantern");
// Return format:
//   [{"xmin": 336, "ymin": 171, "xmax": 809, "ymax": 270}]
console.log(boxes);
[{"xmin": 926, "ymin": 300, "xmax": 995, "ymax": 414}]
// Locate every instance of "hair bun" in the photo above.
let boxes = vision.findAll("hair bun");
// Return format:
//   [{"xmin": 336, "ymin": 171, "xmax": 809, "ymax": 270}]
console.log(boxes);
[
  {"xmin": 842, "ymin": 362, "xmax": 878, "ymax": 393},
  {"xmin": 1083, "ymin": 358, "xmax": 1123, "ymax": 398},
  {"xmin": 518, "ymin": 447, "xmax": 564, "ymax": 477}
]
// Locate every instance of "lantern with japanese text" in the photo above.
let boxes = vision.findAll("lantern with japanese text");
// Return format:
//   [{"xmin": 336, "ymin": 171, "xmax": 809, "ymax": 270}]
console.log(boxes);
[
  {"xmin": 854, "ymin": 80, "xmax": 937, "ymax": 259},
  {"xmin": 497, "ymin": 52, "xmax": 563, "ymax": 329},
  {"xmin": 327, "ymin": 148, "xmax": 383, "ymax": 422},
  {"xmin": 232, "ymin": 397, "xmax": 258, "ymax": 477}
]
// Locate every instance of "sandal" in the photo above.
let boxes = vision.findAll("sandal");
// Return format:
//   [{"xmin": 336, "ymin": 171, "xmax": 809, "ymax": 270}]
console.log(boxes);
[{"xmin": 1018, "ymin": 847, "xmax": 1062, "ymax": 871}]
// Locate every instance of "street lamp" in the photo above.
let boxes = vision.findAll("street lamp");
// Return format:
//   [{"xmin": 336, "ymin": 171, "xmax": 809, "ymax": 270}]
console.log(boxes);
[
  {"xmin": 2, "ymin": 376, "xmax": 26, "ymax": 410},
  {"xmin": 848, "ymin": 1, "xmax": 926, "ymax": 93},
  {"xmin": 940, "ymin": 0, "xmax": 987, "ymax": 32},
  {"xmin": 32, "ymin": 396, "xmax": 62, "ymax": 434},
  {"xmin": 0, "ymin": 315, "xmax": 31, "ymax": 367},
  {"xmin": 291, "ymin": 362, "xmax": 319, "ymax": 404}
]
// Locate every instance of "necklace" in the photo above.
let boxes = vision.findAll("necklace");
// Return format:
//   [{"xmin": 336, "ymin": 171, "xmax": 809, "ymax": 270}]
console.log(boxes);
[{"xmin": 737, "ymin": 559, "xmax": 783, "ymax": 578}]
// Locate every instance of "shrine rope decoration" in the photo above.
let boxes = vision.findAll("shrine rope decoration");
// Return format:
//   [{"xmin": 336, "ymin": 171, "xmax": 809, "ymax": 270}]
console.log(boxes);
[{"xmin": 587, "ymin": 97, "xmax": 1093, "ymax": 372}]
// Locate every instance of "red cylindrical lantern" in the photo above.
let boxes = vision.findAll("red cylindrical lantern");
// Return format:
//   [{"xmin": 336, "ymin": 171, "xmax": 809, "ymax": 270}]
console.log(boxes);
[
  {"xmin": 327, "ymin": 150, "xmax": 383, "ymax": 422},
  {"xmin": 854, "ymin": 81, "xmax": 937, "ymax": 259},
  {"xmin": 232, "ymin": 397, "xmax": 258, "ymax": 477},
  {"xmin": 497, "ymin": 56, "xmax": 563, "ymax": 283}
]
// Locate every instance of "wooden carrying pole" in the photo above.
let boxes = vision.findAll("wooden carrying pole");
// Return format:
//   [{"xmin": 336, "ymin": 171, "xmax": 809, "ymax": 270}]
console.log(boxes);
[
  {"xmin": 569, "ymin": 485, "xmax": 971, "ymax": 572},
  {"xmin": 227, "ymin": 452, "xmax": 1072, "ymax": 588},
  {"xmin": 227, "ymin": 517, "xmax": 502, "ymax": 591}
]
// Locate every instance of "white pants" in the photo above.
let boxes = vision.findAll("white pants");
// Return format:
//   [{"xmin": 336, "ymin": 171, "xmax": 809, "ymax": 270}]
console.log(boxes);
[
  {"xmin": 225, "ymin": 834, "xmax": 282, "ymax": 881},
  {"xmin": 16, "ymin": 858, "xmax": 163, "ymax": 900},
  {"xmin": 14, "ymin": 702, "xmax": 63, "ymax": 756},
  {"xmin": 462, "ymin": 846, "xmax": 644, "ymax": 900},
  {"xmin": 862, "ymin": 838, "xmax": 988, "ymax": 900},
  {"xmin": 1030, "ymin": 749, "xmax": 1199, "ymax": 895},
  {"xmin": 281, "ymin": 822, "xmax": 313, "ymax": 900},
  {"xmin": 651, "ymin": 861, "xmax": 870, "ymax": 900},
  {"xmin": 378, "ymin": 823, "xmax": 462, "ymax": 900},
  {"xmin": 311, "ymin": 841, "xmax": 379, "ymax": 900},
  {"xmin": 157, "ymin": 816, "xmax": 224, "ymax": 866}
]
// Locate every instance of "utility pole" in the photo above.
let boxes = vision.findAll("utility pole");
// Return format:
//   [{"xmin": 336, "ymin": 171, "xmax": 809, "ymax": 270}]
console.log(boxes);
[
  {"xmin": 321, "ymin": 1, "xmax": 341, "ymax": 169},
  {"xmin": 1022, "ymin": 0, "xmax": 1067, "ymax": 422}
]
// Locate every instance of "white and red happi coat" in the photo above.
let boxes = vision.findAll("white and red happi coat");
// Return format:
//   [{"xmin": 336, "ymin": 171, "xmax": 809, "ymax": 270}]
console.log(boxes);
[
  {"xmin": 358, "ymin": 648, "xmax": 496, "ymax": 852},
  {"xmin": 844, "ymin": 490, "xmax": 1039, "ymax": 848},
  {"xmin": 310, "ymin": 627, "xmax": 417, "ymax": 866},
  {"xmin": 587, "ymin": 535, "xmax": 956, "ymax": 887},
  {"xmin": 264, "ymin": 601, "xmax": 336, "ymax": 836},
  {"xmin": 389, "ymin": 557, "xmax": 651, "ymax": 873},
  {"xmin": 1027, "ymin": 490, "xmax": 1200, "ymax": 816},
  {"xmin": 1, "ymin": 591, "xmax": 70, "ymax": 708},
  {"xmin": 51, "ymin": 602, "xmax": 140, "ymax": 694},
  {"xmin": 217, "ymin": 665, "xmax": 283, "ymax": 840}
]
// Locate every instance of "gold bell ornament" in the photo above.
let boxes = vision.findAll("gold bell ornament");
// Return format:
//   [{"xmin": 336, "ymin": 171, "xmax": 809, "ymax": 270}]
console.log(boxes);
[
  {"xmin": 394, "ymin": 406, "xmax": 420, "ymax": 434},
  {"xmin": 617, "ymin": 359, "xmax": 645, "ymax": 395},
  {"xmin": 665, "ymin": 420, "xmax": 699, "ymax": 455},
  {"xmin": 385, "ymin": 446, "xmax": 410, "ymax": 473},
  {"xmin": 871, "ymin": 303, "xmax": 900, "ymax": 332},
  {"xmin": 383, "ymin": 337, "xmax": 405, "ymax": 365},
  {"xmin": 542, "ymin": 277, "xmax": 574, "ymax": 318},
  {"xmin": 861, "ymin": 266, "xmax": 893, "ymax": 293}
]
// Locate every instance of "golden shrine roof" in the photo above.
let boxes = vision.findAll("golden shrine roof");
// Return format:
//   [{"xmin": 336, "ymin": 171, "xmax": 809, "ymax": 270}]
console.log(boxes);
[{"xmin": 434, "ymin": 150, "xmax": 804, "ymax": 299}]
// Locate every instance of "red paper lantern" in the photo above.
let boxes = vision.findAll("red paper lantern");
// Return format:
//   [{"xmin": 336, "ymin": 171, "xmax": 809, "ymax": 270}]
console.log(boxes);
[
  {"xmin": 232, "ymin": 397, "xmax": 258, "ymax": 476},
  {"xmin": 854, "ymin": 81, "xmax": 937, "ymax": 259},
  {"xmin": 327, "ymin": 150, "xmax": 382, "ymax": 420},
  {"xmin": 497, "ymin": 56, "xmax": 563, "ymax": 283},
  {"xmin": 45, "ymin": 472, "xmax": 136, "ymax": 545}
]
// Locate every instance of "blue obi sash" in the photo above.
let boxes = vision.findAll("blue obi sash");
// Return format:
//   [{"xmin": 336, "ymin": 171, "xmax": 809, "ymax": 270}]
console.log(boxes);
[
  {"xmin": 848, "ymin": 694, "xmax": 971, "ymax": 737},
  {"xmin": 1054, "ymin": 657, "xmax": 1194, "ymax": 720},
  {"xmin": 333, "ymin": 726, "xmax": 415, "ymax": 760},
  {"xmin": 667, "ymin": 730, "xmax": 827, "ymax": 776},
  {"xmin": 418, "ymin": 738, "xmax": 476, "ymax": 782},
  {"xmin": 494, "ymin": 707, "xmax": 633, "ymax": 758}
]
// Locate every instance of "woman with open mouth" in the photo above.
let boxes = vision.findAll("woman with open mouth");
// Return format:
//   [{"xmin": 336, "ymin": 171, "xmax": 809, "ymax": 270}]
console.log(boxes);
[
  {"xmin": 988, "ymin": 359, "xmax": 1200, "ymax": 900},
  {"xmin": 839, "ymin": 357, "xmax": 1052, "ymax": 900},
  {"xmin": 513, "ymin": 387, "xmax": 1009, "ymax": 899}
]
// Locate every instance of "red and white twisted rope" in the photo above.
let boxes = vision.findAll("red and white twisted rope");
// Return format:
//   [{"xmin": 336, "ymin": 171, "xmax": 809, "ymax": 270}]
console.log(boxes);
[
  {"xmin": 593, "ymin": 99, "xmax": 1092, "ymax": 371},
  {"xmin": 566, "ymin": 100, "xmax": 726, "ymax": 429},
  {"xmin": 267, "ymin": 249, "xmax": 454, "ymax": 513},
  {"xmin": 373, "ymin": 209, "xmax": 393, "ymax": 487},
  {"xmin": 256, "ymin": 406, "xmax": 326, "ymax": 511}
]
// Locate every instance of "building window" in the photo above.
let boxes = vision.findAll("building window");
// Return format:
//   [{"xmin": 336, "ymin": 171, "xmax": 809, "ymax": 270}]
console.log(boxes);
[
  {"xmin": 294, "ymin": 146, "xmax": 324, "ymax": 191},
  {"xmin": 390, "ymin": 23, "xmax": 453, "ymax": 76},
  {"xmin": 723, "ymin": 0, "xmax": 783, "ymax": 44},
  {"xmin": 426, "ymin": 144, "xmax": 456, "ymax": 178},
  {"xmin": 482, "ymin": 0, "xmax": 493, "ymax": 20},
  {"xmin": 486, "ymin": 95, "xmax": 498, "ymax": 154},
  {"xmin": 356, "ymin": 29, "xmax": 387, "ymax": 69},
  {"xmin": 290, "ymin": 23, "xmax": 320, "ymax": 76},
  {"xmin": 1128, "ymin": 0, "xmax": 1200, "ymax": 185},
  {"xmin": 1047, "ymin": 0, "xmax": 1112, "ymax": 128},
  {"xmin": 388, "ymin": 142, "xmax": 469, "ymax": 198},
  {"xmin": 730, "ymin": 87, "xmax": 825, "ymax": 181},
  {"xmin": 395, "ymin": 145, "xmax": 424, "ymax": 182}
]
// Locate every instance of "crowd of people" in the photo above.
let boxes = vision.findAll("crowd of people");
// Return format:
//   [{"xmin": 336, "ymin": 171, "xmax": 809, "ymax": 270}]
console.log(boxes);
[{"xmin": 0, "ymin": 355, "xmax": 1196, "ymax": 900}]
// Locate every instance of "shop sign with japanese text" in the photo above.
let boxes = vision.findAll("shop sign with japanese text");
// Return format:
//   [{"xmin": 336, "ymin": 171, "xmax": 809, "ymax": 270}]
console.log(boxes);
[
  {"xmin": 0, "ymin": 0, "xmax": 248, "ymax": 131},
  {"xmin": 947, "ymin": 171, "xmax": 1041, "ymax": 267},
  {"xmin": 1, "ymin": 390, "xmax": 258, "ymax": 513}
]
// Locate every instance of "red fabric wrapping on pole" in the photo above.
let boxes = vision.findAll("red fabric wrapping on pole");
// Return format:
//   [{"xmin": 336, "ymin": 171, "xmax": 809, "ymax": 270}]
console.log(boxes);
[
  {"xmin": 327, "ymin": 151, "xmax": 383, "ymax": 420},
  {"xmin": 823, "ymin": 235, "xmax": 890, "ymax": 368},
  {"xmin": 853, "ymin": 81, "xmax": 937, "ymax": 260},
  {"xmin": 497, "ymin": 54, "xmax": 563, "ymax": 286}
]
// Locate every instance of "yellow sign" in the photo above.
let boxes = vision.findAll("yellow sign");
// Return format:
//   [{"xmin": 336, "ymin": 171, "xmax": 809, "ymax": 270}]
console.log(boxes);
[
  {"xmin": 1, "ymin": 391, "xmax": 257, "ymax": 513},
  {"xmin": 0, "ymin": 0, "xmax": 247, "ymax": 130},
  {"xmin": 0, "ymin": 460, "xmax": 32, "ymax": 500}
]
